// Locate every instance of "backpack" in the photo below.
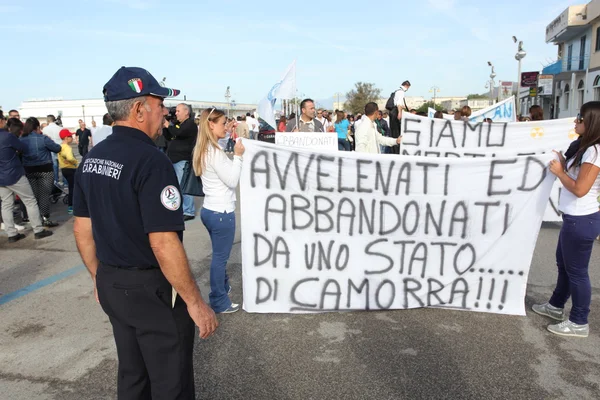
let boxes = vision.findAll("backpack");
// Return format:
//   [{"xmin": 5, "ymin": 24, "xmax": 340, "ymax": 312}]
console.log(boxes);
[{"xmin": 385, "ymin": 90, "xmax": 398, "ymax": 111}]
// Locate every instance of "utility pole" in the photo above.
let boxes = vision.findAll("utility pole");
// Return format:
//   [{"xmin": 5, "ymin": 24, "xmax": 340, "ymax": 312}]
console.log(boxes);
[
  {"xmin": 513, "ymin": 36, "xmax": 527, "ymax": 116},
  {"xmin": 333, "ymin": 92, "xmax": 343, "ymax": 110},
  {"xmin": 224, "ymin": 86, "xmax": 231, "ymax": 118},
  {"xmin": 487, "ymin": 62, "xmax": 496, "ymax": 105},
  {"xmin": 429, "ymin": 86, "xmax": 440, "ymax": 106}
]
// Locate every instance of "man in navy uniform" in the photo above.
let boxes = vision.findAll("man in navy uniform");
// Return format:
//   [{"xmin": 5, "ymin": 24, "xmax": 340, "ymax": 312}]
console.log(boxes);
[{"xmin": 73, "ymin": 67, "xmax": 218, "ymax": 399}]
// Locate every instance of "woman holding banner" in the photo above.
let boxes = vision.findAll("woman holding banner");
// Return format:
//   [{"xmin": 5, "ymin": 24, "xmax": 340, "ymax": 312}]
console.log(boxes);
[
  {"xmin": 533, "ymin": 101, "xmax": 600, "ymax": 338},
  {"xmin": 193, "ymin": 107, "xmax": 245, "ymax": 314}
]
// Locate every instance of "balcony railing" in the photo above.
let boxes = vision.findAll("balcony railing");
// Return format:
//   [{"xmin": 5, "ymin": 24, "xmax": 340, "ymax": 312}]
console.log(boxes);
[{"xmin": 561, "ymin": 55, "xmax": 590, "ymax": 72}]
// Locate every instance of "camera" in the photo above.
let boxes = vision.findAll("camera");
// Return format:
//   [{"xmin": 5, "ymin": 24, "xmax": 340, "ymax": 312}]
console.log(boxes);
[{"xmin": 165, "ymin": 106, "xmax": 178, "ymax": 123}]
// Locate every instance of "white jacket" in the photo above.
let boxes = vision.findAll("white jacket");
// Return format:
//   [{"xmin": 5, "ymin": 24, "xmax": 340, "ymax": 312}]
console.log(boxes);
[{"xmin": 354, "ymin": 117, "xmax": 397, "ymax": 154}]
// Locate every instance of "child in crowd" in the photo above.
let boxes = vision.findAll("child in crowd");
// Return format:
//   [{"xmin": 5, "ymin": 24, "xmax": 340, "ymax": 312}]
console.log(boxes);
[{"xmin": 58, "ymin": 129, "xmax": 78, "ymax": 214}]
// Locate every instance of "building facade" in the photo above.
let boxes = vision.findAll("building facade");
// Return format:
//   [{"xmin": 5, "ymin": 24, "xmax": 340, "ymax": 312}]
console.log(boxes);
[
  {"xmin": 18, "ymin": 98, "xmax": 257, "ymax": 130},
  {"xmin": 460, "ymin": 99, "xmax": 493, "ymax": 111},
  {"xmin": 438, "ymin": 97, "xmax": 467, "ymax": 111},
  {"xmin": 544, "ymin": 3, "xmax": 597, "ymax": 119}
]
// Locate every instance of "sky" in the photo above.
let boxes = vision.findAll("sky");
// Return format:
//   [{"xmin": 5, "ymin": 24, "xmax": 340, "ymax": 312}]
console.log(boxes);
[{"xmin": 0, "ymin": 0, "xmax": 585, "ymax": 110}]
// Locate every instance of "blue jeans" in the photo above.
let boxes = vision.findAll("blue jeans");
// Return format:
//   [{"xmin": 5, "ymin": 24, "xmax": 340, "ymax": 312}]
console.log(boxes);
[
  {"xmin": 51, "ymin": 153, "xmax": 60, "ymax": 184},
  {"xmin": 338, "ymin": 138, "xmax": 351, "ymax": 151},
  {"xmin": 173, "ymin": 160, "xmax": 196, "ymax": 217},
  {"xmin": 549, "ymin": 212, "xmax": 600, "ymax": 324},
  {"xmin": 225, "ymin": 139, "xmax": 235, "ymax": 153},
  {"xmin": 200, "ymin": 208, "xmax": 235, "ymax": 312}
]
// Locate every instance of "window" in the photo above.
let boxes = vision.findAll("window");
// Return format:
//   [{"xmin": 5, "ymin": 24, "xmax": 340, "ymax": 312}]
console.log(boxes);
[
  {"xmin": 596, "ymin": 27, "xmax": 600, "ymax": 51},
  {"xmin": 594, "ymin": 76, "xmax": 600, "ymax": 101},
  {"xmin": 580, "ymin": 36, "xmax": 587, "ymax": 70},
  {"xmin": 565, "ymin": 84, "xmax": 570, "ymax": 110},
  {"xmin": 567, "ymin": 44, "xmax": 573, "ymax": 70},
  {"xmin": 578, "ymin": 80, "xmax": 585, "ymax": 110}
]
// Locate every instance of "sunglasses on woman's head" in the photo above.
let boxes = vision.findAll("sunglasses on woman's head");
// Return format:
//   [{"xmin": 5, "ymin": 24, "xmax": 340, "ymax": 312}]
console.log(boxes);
[
  {"xmin": 576, "ymin": 113, "xmax": 584, "ymax": 123},
  {"xmin": 207, "ymin": 107, "xmax": 216, "ymax": 120}
]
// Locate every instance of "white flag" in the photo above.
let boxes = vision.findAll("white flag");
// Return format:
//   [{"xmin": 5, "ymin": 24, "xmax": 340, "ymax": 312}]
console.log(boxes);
[{"xmin": 258, "ymin": 60, "xmax": 296, "ymax": 131}]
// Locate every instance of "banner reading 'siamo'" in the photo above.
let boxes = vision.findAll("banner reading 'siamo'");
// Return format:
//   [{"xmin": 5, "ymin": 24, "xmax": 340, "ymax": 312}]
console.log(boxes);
[
  {"xmin": 400, "ymin": 114, "xmax": 578, "ymax": 221},
  {"xmin": 241, "ymin": 141, "xmax": 554, "ymax": 315}
]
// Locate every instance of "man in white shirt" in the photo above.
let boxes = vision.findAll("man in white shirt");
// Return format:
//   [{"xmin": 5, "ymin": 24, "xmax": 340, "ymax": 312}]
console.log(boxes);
[
  {"xmin": 245, "ymin": 112, "xmax": 259, "ymax": 139},
  {"xmin": 382, "ymin": 111, "xmax": 390, "ymax": 128},
  {"xmin": 316, "ymin": 109, "xmax": 330, "ymax": 132},
  {"xmin": 355, "ymin": 102, "xmax": 401, "ymax": 154},
  {"xmin": 393, "ymin": 80, "xmax": 410, "ymax": 111},
  {"xmin": 390, "ymin": 80, "xmax": 410, "ymax": 154},
  {"xmin": 91, "ymin": 113, "xmax": 114, "ymax": 147},
  {"xmin": 42, "ymin": 115, "xmax": 63, "ymax": 185},
  {"xmin": 354, "ymin": 113, "xmax": 364, "ymax": 130}
]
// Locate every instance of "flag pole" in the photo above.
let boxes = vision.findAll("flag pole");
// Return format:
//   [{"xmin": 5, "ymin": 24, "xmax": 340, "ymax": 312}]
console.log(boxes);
[{"xmin": 294, "ymin": 60, "xmax": 298, "ymax": 130}]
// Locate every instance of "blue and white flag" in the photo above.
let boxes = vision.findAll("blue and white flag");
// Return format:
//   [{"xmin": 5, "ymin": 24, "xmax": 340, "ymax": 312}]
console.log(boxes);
[
  {"xmin": 428, "ymin": 96, "xmax": 516, "ymax": 122},
  {"xmin": 257, "ymin": 60, "xmax": 296, "ymax": 131},
  {"xmin": 469, "ymin": 96, "xmax": 516, "ymax": 123}
]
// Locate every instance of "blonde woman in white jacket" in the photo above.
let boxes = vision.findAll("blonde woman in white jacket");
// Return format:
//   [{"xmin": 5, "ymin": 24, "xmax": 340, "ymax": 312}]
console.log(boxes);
[
  {"xmin": 192, "ymin": 107, "xmax": 245, "ymax": 314},
  {"xmin": 355, "ymin": 102, "xmax": 401, "ymax": 154}
]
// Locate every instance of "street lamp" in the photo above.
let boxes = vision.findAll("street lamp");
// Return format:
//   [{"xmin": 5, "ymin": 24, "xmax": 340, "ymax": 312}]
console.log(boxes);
[
  {"xmin": 224, "ymin": 86, "xmax": 231, "ymax": 118},
  {"xmin": 333, "ymin": 92, "xmax": 343, "ymax": 110},
  {"xmin": 487, "ymin": 61, "xmax": 496, "ymax": 105},
  {"xmin": 513, "ymin": 36, "xmax": 527, "ymax": 116},
  {"xmin": 429, "ymin": 86, "xmax": 440, "ymax": 106}
]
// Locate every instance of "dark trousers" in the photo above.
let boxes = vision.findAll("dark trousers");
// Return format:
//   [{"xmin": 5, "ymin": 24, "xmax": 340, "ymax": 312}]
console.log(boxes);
[
  {"xmin": 25, "ymin": 170, "xmax": 54, "ymax": 218},
  {"xmin": 78, "ymin": 144, "xmax": 89, "ymax": 157},
  {"xmin": 549, "ymin": 212, "xmax": 600, "ymax": 325},
  {"xmin": 389, "ymin": 108, "xmax": 401, "ymax": 154},
  {"xmin": 61, "ymin": 168, "xmax": 76, "ymax": 206},
  {"xmin": 96, "ymin": 264, "xmax": 196, "ymax": 400}
]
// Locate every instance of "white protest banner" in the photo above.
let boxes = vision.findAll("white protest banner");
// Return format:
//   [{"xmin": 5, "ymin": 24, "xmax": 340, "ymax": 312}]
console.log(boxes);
[
  {"xmin": 275, "ymin": 131, "xmax": 338, "ymax": 151},
  {"xmin": 241, "ymin": 140, "xmax": 555, "ymax": 315},
  {"xmin": 469, "ymin": 97, "xmax": 516, "ymax": 123},
  {"xmin": 400, "ymin": 114, "xmax": 578, "ymax": 221}
]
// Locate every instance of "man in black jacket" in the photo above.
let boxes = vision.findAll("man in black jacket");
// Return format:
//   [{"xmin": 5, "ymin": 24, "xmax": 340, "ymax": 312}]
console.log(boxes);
[
  {"xmin": 163, "ymin": 103, "xmax": 197, "ymax": 221},
  {"xmin": 76, "ymin": 119, "xmax": 92, "ymax": 157}
]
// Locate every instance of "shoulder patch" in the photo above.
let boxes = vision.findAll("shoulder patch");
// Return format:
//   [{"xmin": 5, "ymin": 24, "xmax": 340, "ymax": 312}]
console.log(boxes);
[{"xmin": 160, "ymin": 185, "xmax": 181, "ymax": 211}]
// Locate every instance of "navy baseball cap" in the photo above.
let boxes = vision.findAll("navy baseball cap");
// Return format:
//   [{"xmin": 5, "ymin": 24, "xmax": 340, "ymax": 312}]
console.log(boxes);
[{"xmin": 103, "ymin": 66, "xmax": 180, "ymax": 101}]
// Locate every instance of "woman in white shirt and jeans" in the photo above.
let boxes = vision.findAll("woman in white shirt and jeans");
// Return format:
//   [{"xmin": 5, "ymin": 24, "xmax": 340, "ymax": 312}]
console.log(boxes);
[
  {"xmin": 192, "ymin": 108, "xmax": 245, "ymax": 314},
  {"xmin": 533, "ymin": 101, "xmax": 600, "ymax": 338}
]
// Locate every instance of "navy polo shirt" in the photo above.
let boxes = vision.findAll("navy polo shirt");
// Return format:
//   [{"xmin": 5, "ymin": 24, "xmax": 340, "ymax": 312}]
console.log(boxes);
[{"xmin": 73, "ymin": 126, "xmax": 185, "ymax": 268}]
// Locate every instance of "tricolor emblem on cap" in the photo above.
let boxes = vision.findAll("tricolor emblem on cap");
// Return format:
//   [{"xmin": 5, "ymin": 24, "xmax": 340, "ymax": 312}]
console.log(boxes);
[{"xmin": 128, "ymin": 78, "xmax": 143, "ymax": 93}]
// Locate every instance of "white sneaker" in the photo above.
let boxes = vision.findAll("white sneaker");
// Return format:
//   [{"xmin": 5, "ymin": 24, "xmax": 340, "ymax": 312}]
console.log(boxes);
[
  {"xmin": 1, "ymin": 223, "xmax": 25, "ymax": 231},
  {"xmin": 532, "ymin": 302, "xmax": 565, "ymax": 321},
  {"xmin": 547, "ymin": 320, "xmax": 589, "ymax": 338},
  {"xmin": 220, "ymin": 303, "xmax": 240, "ymax": 314}
]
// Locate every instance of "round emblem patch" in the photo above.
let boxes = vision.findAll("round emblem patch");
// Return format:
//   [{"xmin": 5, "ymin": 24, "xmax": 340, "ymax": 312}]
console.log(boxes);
[{"xmin": 161, "ymin": 185, "xmax": 181, "ymax": 211}]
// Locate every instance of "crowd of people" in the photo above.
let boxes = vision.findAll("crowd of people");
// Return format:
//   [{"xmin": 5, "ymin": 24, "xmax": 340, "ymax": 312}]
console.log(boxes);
[
  {"xmin": 2, "ymin": 66, "xmax": 600, "ymax": 398},
  {"xmin": 0, "ymin": 110, "xmax": 117, "ymax": 239}
]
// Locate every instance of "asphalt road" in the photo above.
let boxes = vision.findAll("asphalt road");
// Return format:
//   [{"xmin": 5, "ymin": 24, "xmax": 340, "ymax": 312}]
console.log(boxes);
[{"xmin": 1, "ymin": 197, "xmax": 600, "ymax": 400}]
